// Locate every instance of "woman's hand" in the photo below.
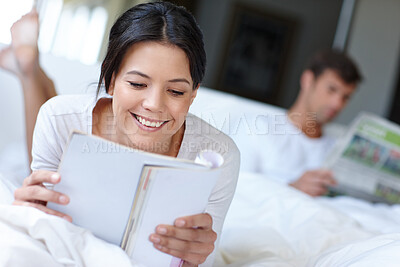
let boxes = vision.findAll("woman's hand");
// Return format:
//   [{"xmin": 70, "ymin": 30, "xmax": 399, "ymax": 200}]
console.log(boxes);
[
  {"xmin": 149, "ymin": 213, "xmax": 217, "ymax": 266},
  {"xmin": 13, "ymin": 170, "xmax": 72, "ymax": 222}
]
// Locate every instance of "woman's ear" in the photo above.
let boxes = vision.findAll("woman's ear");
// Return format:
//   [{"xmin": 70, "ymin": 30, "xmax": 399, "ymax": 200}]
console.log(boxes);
[
  {"xmin": 190, "ymin": 84, "xmax": 199, "ymax": 105},
  {"xmin": 108, "ymin": 73, "xmax": 116, "ymax": 96}
]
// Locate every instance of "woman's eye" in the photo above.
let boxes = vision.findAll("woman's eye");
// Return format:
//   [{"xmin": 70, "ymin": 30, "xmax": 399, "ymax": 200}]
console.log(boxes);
[
  {"xmin": 169, "ymin": 89, "xmax": 185, "ymax": 96},
  {"xmin": 129, "ymin": 82, "xmax": 146, "ymax": 88}
]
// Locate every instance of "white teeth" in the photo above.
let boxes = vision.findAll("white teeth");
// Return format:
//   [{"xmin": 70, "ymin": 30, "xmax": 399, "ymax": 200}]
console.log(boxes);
[{"xmin": 135, "ymin": 115, "xmax": 165, "ymax": 128}]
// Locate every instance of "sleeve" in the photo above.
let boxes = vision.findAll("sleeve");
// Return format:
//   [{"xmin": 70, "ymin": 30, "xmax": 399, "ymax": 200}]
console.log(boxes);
[
  {"xmin": 202, "ymin": 139, "xmax": 240, "ymax": 267},
  {"xmin": 30, "ymin": 100, "xmax": 64, "ymax": 172}
]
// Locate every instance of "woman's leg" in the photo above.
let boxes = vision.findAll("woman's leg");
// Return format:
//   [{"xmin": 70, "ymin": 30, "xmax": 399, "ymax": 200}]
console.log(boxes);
[{"xmin": 0, "ymin": 8, "xmax": 57, "ymax": 165}]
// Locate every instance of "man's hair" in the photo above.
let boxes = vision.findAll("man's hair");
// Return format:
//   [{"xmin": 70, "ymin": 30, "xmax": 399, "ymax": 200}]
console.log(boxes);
[{"xmin": 305, "ymin": 49, "xmax": 362, "ymax": 84}]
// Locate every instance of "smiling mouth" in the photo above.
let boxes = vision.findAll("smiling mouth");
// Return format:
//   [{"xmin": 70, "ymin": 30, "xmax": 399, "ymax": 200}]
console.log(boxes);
[{"xmin": 131, "ymin": 113, "xmax": 168, "ymax": 128}]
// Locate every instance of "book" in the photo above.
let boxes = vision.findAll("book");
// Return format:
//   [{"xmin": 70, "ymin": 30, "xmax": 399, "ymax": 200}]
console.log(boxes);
[
  {"xmin": 48, "ymin": 132, "xmax": 223, "ymax": 266},
  {"xmin": 324, "ymin": 112, "xmax": 400, "ymax": 204}
]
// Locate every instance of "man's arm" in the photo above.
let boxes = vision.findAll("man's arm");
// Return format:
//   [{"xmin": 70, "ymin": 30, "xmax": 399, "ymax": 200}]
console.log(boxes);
[{"xmin": 290, "ymin": 169, "xmax": 336, "ymax": 196}]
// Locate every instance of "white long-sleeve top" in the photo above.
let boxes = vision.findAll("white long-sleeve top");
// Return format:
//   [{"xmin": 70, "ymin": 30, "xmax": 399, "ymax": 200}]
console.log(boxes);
[{"xmin": 31, "ymin": 94, "xmax": 240, "ymax": 266}]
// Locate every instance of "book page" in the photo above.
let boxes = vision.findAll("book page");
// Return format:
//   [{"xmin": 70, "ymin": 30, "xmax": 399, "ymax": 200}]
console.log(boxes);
[
  {"xmin": 128, "ymin": 167, "xmax": 220, "ymax": 266},
  {"xmin": 195, "ymin": 150, "xmax": 224, "ymax": 168},
  {"xmin": 48, "ymin": 132, "xmax": 208, "ymax": 245}
]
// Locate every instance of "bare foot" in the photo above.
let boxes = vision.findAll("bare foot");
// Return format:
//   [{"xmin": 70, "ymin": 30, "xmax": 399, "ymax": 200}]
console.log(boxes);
[
  {"xmin": 0, "ymin": 46, "xmax": 20, "ymax": 76},
  {"xmin": 10, "ymin": 8, "xmax": 40, "ymax": 76},
  {"xmin": 0, "ymin": 8, "xmax": 56, "ymax": 100}
]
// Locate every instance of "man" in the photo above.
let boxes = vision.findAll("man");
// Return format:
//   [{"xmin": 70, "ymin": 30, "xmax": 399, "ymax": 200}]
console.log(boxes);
[{"xmin": 253, "ymin": 49, "xmax": 362, "ymax": 196}]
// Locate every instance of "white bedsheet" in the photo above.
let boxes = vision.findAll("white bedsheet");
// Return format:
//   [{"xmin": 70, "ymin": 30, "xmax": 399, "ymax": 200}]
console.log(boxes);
[
  {"xmin": 214, "ymin": 172, "xmax": 400, "ymax": 267},
  {"xmin": 0, "ymin": 174, "xmax": 136, "ymax": 267},
  {"xmin": 1, "ymin": 170, "xmax": 400, "ymax": 266}
]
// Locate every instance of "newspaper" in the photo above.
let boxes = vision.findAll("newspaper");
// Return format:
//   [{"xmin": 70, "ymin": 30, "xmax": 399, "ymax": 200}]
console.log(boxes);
[{"xmin": 324, "ymin": 112, "xmax": 400, "ymax": 204}]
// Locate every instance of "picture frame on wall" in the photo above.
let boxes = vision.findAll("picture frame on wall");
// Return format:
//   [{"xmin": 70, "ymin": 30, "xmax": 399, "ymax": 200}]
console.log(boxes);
[{"xmin": 216, "ymin": 3, "xmax": 296, "ymax": 105}]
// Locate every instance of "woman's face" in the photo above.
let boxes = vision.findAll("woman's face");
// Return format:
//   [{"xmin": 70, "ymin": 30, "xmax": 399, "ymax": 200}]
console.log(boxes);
[{"xmin": 108, "ymin": 41, "xmax": 197, "ymax": 154}]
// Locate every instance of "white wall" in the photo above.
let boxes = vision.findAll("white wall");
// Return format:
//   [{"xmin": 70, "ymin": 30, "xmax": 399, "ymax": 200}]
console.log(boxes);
[
  {"xmin": 0, "ymin": 45, "xmax": 100, "ymax": 151},
  {"xmin": 335, "ymin": 0, "xmax": 400, "ymax": 124},
  {"xmin": 196, "ymin": 0, "xmax": 343, "ymax": 107},
  {"xmin": 1, "ymin": 0, "xmax": 398, "ymax": 151},
  {"xmin": 0, "ymin": 66, "xmax": 23, "ymax": 151},
  {"xmin": 196, "ymin": 0, "xmax": 400, "ymax": 125}
]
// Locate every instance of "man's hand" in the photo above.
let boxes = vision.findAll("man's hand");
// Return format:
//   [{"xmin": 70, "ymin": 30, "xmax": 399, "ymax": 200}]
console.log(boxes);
[
  {"xmin": 290, "ymin": 169, "xmax": 336, "ymax": 196},
  {"xmin": 149, "ymin": 213, "xmax": 217, "ymax": 266}
]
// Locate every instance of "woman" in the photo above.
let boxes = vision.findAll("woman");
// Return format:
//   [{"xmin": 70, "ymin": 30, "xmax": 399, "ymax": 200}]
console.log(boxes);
[
  {"xmin": 13, "ymin": 2, "xmax": 240, "ymax": 266},
  {"xmin": 0, "ymin": 7, "xmax": 56, "ymax": 165}
]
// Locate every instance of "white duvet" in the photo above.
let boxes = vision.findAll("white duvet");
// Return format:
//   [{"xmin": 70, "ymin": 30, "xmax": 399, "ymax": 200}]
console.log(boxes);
[
  {"xmin": 215, "ymin": 172, "xmax": 400, "ymax": 267},
  {"xmin": 1, "ymin": 171, "xmax": 400, "ymax": 266},
  {"xmin": 0, "ymin": 174, "xmax": 136, "ymax": 267}
]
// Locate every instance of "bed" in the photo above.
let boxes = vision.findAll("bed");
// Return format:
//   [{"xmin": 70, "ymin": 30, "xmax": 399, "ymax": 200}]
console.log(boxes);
[
  {"xmin": 189, "ymin": 88, "xmax": 400, "ymax": 267},
  {"xmin": 1, "ymin": 54, "xmax": 400, "ymax": 266}
]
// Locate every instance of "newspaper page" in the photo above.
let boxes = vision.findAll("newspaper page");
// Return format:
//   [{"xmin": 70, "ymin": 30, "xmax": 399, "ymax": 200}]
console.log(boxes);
[{"xmin": 324, "ymin": 112, "xmax": 400, "ymax": 204}]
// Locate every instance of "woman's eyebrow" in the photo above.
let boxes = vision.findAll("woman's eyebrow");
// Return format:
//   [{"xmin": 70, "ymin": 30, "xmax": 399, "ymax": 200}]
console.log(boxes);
[
  {"xmin": 168, "ymin": 78, "xmax": 190, "ymax": 85},
  {"xmin": 127, "ymin": 70, "xmax": 190, "ymax": 85},
  {"xmin": 126, "ymin": 70, "xmax": 150, "ymax": 78}
]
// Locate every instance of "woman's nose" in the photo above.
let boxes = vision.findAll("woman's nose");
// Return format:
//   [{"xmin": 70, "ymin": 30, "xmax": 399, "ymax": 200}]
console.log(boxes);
[{"xmin": 142, "ymin": 87, "xmax": 165, "ymax": 112}]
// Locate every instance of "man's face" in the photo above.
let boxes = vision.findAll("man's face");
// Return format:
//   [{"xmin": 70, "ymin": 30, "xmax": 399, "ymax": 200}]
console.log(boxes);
[{"xmin": 304, "ymin": 69, "xmax": 357, "ymax": 124}]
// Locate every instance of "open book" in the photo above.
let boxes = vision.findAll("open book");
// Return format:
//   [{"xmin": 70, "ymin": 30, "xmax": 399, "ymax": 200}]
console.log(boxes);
[
  {"xmin": 324, "ymin": 112, "xmax": 400, "ymax": 204},
  {"xmin": 48, "ymin": 132, "xmax": 223, "ymax": 266}
]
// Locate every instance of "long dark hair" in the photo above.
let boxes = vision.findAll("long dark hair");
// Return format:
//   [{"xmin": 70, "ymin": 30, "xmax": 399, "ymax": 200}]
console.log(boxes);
[{"xmin": 97, "ymin": 1, "xmax": 206, "ymax": 95}]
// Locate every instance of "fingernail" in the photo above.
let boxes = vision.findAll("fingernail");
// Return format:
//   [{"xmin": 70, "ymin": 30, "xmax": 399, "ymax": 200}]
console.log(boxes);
[
  {"xmin": 175, "ymin": 219, "xmax": 185, "ymax": 227},
  {"xmin": 150, "ymin": 235, "xmax": 160, "ymax": 243},
  {"xmin": 51, "ymin": 173, "xmax": 60, "ymax": 183},
  {"xmin": 155, "ymin": 244, "xmax": 163, "ymax": 250},
  {"xmin": 157, "ymin": 226, "xmax": 167, "ymax": 234},
  {"xmin": 59, "ymin": 195, "xmax": 68, "ymax": 204}
]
